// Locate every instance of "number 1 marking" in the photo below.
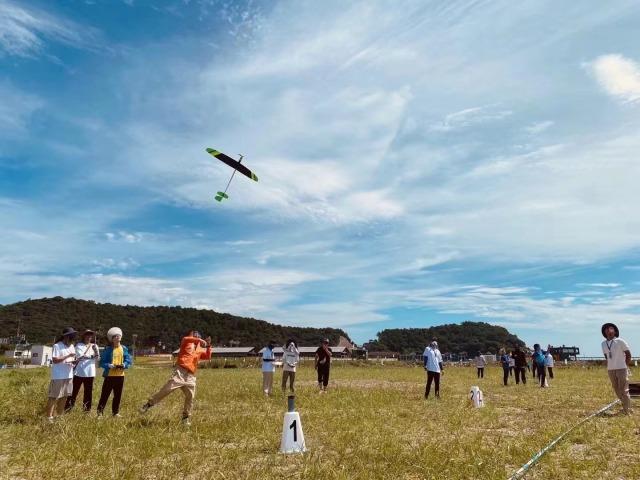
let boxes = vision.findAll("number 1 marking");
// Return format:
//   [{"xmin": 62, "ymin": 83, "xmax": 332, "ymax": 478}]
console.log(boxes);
[{"xmin": 289, "ymin": 419, "xmax": 297, "ymax": 442}]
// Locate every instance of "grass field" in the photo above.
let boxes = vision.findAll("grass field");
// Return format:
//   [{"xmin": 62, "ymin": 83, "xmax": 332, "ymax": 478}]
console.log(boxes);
[{"xmin": 1, "ymin": 362, "xmax": 639, "ymax": 480}]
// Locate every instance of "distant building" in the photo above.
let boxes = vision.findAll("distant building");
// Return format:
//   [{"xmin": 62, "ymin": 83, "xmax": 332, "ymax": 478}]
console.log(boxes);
[
  {"xmin": 548, "ymin": 345, "xmax": 580, "ymax": 361},
  {"xmin": 4, "ymin": 342, "xmax": 31, "ymax": 360},
  {"xmin": 257, "ymin": 345, "xmax": 353, "ymax": 359},
  {"xmin": 31, "ymin": 345, "xmax": 53, "ymax": 366}
]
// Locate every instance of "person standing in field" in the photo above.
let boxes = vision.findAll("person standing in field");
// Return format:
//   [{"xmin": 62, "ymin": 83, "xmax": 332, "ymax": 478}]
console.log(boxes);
[
  {"xmin": 141, "ymin": 331, "xmax": 211, "ymax": 425},
  {"xmin": 262, "ymin": 340, "xmax": 276, "ymax": 396},
  {"xmin": 315, "ymin": 338, "xmax": 332, "ymax": 393},
  {"xmin": 601, "ymin": 322, "xmax": 633, "ymax": 415},
  {"xmin": 475, "ymin": 351, "xmax": 486, "ymax": 378},
  {"xmin": 530, "ymin": 349, "xmax": 538, "ymax": 378},
  {"xmin": 532, "ymin": 344, "xmax": 547, "ymax": 388},
  {"xmin": 423, "ymin": 341, "xmax": 443, "ymax": 399},
  {"xmin": 97, "ymin": 327, "xmax": 132, "ymax": 417},
  {"xmin": 499, "ymin": 348, "xmax": 511, "ymax": 386},
  {"xmin": 282, "ymin": 339, "xmax": 299, "ymax": 394},
  {"xmin": 45, "ymin": 327, "xmax": 77, "ymax": 422},
  {"xmin": 65, "ymin": 329, "xmax": 100, "ymax": 412},
  {"xmin": 508, "ymin": 353, "xmax": 515, "ymax": 377},
  {"xmin": 544, "ymin": 350, "xmax": 554, "ymax": 381},
  {"xmin": 512, "ymin": 346, "xmax": 527, "ymax": 385}
]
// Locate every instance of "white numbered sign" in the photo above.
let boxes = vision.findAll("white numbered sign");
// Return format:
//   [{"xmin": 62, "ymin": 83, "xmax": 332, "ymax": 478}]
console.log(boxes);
[
  {"xmin": 280, "ymin": 411, "xmax": 306, "ymax": 453},
  {"xmin": 469, "ymin": 386, "xmax": 484, "ymax": 408}
]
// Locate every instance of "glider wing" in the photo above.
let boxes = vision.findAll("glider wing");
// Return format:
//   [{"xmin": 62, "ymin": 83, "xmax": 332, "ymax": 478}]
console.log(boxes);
[{"xmin": 206, "ymin": 148, "xmax": 258, "ymax": 182}]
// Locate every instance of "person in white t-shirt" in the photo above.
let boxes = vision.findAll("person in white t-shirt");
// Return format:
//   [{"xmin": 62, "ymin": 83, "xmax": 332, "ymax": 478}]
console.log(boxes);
[
  {"xmin": 601, "ymin": 322, "xmax": 632, "ymax": 415},
  {"xmin": 262, "ymin": 341, "xmax": 276, "ymax": 396},
  {"xmin": 45, "ymin": 327, "xmax": 77, "ymax": 422},
  {"xmin": 281, "ymin": 339, "xmax": 300, "ymax": 394},
  {"xmin": 475, "ymin": 352, "xmax": 486, "ymax": 378},
  {"xmin": 544, "ymin": 351, "xmax": 554, "ymax": 380},
  {"xmin": 65, "ymin": 329, "xmax": 100, "ymax": 412},
  {"xmin": 423, "ymin": 340, "xmax": 443, "ymax": 399}
]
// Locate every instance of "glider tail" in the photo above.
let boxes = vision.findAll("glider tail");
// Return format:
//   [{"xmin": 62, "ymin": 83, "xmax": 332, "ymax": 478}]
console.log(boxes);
[{"xmin": 215, "ymin": 191, "xmax": 229, "ymax": 202}]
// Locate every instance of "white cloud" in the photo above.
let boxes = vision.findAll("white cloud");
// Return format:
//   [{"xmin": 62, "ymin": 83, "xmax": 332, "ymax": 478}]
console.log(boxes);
[
  {"xmin": 0, "ymin": 0, "xmax": 99, "ymax": 58},
  {"xmin": 92, "ymin": 258, "xmax": 139, "ymax": 271},
  {"xmin": 105, "ymin": 231, "xmax": 144, "ymax": 243},
  {"xmin": 430, "ymin": 105, "xmax": 513, "ymax": 132},
  {"xmin": 591, "ymin": 54, "xmax": 640, "ymax": 103}
]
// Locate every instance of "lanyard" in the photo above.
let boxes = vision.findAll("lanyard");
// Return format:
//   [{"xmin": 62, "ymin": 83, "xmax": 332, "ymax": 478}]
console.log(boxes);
[{"xmin": 606, "ymin": 340, "xmax": 615, "ymax": 358}]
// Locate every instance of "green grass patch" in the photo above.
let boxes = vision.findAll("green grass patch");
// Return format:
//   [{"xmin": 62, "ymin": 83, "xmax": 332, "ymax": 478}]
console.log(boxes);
[{"xmin": 1, "ymin": 364, "xmax": 638, "ymax": 479}]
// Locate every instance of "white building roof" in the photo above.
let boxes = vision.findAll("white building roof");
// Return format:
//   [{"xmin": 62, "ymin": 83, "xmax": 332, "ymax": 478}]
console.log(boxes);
[{"xmin": 257, "ymin": 346, "xmax": 349, "ymax": 354}]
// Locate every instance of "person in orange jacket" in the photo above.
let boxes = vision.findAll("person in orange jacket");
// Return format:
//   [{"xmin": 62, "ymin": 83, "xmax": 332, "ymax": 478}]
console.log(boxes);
[{"xmin": 140, "ymin": 331, "xmax": 211, "ymax": 425}]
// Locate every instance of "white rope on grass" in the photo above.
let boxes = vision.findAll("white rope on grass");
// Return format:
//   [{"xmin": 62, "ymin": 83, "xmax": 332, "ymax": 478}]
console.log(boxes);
[{"xmin": 507, "ymin": 399, "xmax": 620, "ymax": 480}]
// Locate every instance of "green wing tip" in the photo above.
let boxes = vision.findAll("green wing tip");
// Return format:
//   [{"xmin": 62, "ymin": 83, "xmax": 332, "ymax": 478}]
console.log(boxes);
[
  {"xmin": 206, "ymin": 148, "xmax": 220, "ymax": 156},
  {"xmin": 252, "ymin": 173, "xmax": 259, "ymax": 182}
]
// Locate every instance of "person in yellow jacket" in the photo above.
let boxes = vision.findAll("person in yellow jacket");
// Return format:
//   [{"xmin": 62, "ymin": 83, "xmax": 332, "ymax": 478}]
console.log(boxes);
[
  {"xmin": 97, "ymin": 327, "xmax": 132, "ymax": 417},
  {"xmin": 141, "ymin": 331, "xmax": 211, "ymax": 425}
]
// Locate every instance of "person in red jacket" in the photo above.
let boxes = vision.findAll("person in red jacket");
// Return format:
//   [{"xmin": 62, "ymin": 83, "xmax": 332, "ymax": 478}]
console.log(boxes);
[{"xmin": 140, "ymin": 331, "xmax": 211, "ymax": 425}]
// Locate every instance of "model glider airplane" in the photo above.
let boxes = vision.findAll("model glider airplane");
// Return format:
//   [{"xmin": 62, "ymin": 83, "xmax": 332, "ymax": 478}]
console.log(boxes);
[{"xmin": 206, "ymin": 148, "xmax": 258, "ymax": 202}]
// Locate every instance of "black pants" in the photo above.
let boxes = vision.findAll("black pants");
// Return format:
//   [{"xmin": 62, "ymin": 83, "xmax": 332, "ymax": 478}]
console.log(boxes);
[
  {"xmin": 477, "ymin": 367, "xmax": 484, "ymax": 378},
  {"xmin": 317, "ymin": 364, "xmax": 330, "ymax": 388},
  {"xmin": 97, "ymin": 376, "xmax": 124, "ymax": 415},
  {"xmin": 65, "ymin": 376, "xmax": 94, "ymax": 411},
  {"xmin": 547, "ymin": 367, "xmax": 554, "ymax": 379},
  {"xmin": 509, "ymin": 366, "xmax": 514, "ymax": 377},
  {"xmin": 514, "ymin": 367, "xmax": 526, "ymax": 385},
  {"xmin": 532, "ymin": 363, "xmax": 537, "ymax": 377},
  {"xmin": 425, "ymin": 371, "xmax": 440, "ymax": 398},
  {"xmin": 537, "ymin": 365, "xmax": 546, "ymax": 387},
  {"xmin": 503, "ymin": 367, "xmax": 510, "ymax": 386}
]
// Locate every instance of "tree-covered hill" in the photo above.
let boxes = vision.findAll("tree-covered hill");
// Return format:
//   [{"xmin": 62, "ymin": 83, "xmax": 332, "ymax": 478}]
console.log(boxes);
[
  {"xmin": 364, "ymin": 321, "xmax": 525, "ymax": 354},
  {"xmin": 0, "ymin": 297, "xmax": 350, "ymax": 350}
]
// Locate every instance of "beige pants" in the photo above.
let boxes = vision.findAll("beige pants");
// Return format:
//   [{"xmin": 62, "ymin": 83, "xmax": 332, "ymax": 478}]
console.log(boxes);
[
  {"xmin": 262, "ymin": 371, "xmax": 274, "ymax": 395},
  {"xmin": 608, "ymin": 368, "xmax": 631, "ymax": 413},
  {"xmin": 282, "ymin": 370, "xmax": 296, "ymax": 392},
  {"xmin": 149, "ymin": 366, "xmax": 196, "ymax": 417}
]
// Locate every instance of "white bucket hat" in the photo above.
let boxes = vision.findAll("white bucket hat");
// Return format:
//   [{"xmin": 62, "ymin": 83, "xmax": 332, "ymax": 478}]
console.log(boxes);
[{"xmin": 107, "ymin": 327, "xmax": 123, "ymax": 342}]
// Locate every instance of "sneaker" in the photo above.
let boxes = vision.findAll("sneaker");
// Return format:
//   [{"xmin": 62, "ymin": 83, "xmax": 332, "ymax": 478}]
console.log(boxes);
[
  {"xmin": 140, "ymin": 402, "xmax": 153, "ymax": 413},
  {"xmin": 113, "ymin": 413, "xmax": 122, "ymax": 418},
  {"xmin": 47, "ymin": 416, "xmax": 55, "ymax": 424},
  {"xmin": 182, "ymin": 416, "xmax": 192, "ymax": 426}
]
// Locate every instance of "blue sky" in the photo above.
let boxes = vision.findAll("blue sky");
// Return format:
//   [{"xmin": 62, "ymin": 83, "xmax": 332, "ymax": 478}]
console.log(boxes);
[{"xmin": 2, "ymin": 0, "xmax": 640, "ymax": 355}]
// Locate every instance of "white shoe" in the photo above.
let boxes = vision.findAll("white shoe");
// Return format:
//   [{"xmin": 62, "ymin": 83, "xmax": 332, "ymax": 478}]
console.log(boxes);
[
  {"xmin": 47, "ymin": 416, "xmax": 55, "ymax": 424},
  {"xmin": 182, "ymin": 417, "xmax": 192, "ymax": 426}
]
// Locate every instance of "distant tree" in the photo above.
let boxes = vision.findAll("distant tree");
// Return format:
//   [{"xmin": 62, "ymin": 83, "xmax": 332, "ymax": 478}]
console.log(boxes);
[
  {"xmin": 373, "ymin": 321, "xmax": 525, "ymax": 354},
  {"xmin": 0, "ymin": 297, "xmax": 350, "ymax": 350}
]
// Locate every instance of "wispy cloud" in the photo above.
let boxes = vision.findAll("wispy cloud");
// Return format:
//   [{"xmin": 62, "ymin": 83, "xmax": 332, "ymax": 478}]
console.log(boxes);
[
  {"xmin": 0, "ymin": 81, "xmax": 43, "ymax": 137},
  {"xmin": 2, "ymin": 0, "xmax": 640, "ymax": 354},
  {"xmin": 430, "ymin": 105, "xmax": 513, "ymax": 132},
  {"xmin": 0, "ymin": 0, "xmax": 99, "ymax": 58}
]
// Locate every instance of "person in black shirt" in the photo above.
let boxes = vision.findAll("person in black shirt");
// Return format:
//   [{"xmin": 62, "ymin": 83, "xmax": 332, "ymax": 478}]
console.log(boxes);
[
  {"xmin": 315, "ymin": 339, "xmax": 332, "ymax": 392},
  {"xmin": 512, "ymin": 346, "xmax": 527, "ymax": 385}
]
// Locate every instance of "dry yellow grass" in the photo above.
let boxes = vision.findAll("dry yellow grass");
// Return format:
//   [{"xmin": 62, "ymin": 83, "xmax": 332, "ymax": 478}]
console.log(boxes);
[{"xmin": 0, "ymin": 363, "xmax": 638, "ymax": 479}]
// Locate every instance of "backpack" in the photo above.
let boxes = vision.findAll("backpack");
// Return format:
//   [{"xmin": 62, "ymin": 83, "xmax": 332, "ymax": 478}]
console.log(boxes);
[{"xmin": 534, "ymin": 351, "xmax": 546, "ymax": 367}]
